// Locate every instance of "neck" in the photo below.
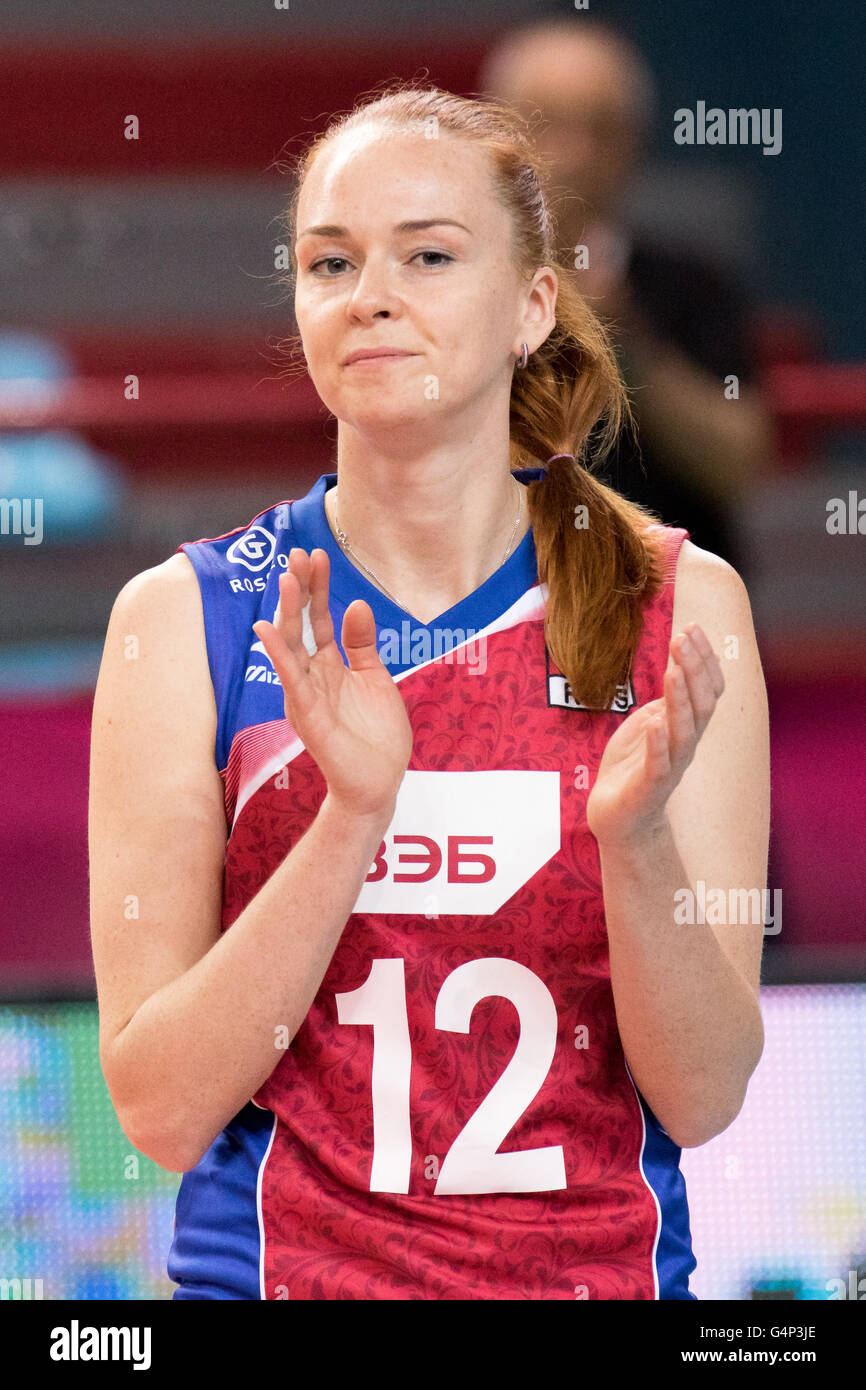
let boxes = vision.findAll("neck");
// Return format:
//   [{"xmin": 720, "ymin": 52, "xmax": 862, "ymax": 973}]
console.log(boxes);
[{"xmin": 322, "ymin": 437, "xmax": 531, "ymax": 626}]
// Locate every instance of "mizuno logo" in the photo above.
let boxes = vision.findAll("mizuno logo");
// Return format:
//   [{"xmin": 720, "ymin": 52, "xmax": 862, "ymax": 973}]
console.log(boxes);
[{"xmin": 245, "ymin": 639, "xmax": 282, "ymax": 686}]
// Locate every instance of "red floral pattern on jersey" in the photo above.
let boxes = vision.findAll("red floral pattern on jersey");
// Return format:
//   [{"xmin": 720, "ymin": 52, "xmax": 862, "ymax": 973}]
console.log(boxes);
[{"xmin": 218, "ymin": 526, "xmax": 688, "ymax": 1299}]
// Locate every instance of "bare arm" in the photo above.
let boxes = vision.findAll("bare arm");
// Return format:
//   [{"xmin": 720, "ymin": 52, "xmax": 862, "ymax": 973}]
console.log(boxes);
[
  {"xmin": 90, "ymin": 547, "xmax": 410, "ymax": 1173},
  {"xmin": 587, "ymin": 541, "xmax": 769, "ymax": 1147}
]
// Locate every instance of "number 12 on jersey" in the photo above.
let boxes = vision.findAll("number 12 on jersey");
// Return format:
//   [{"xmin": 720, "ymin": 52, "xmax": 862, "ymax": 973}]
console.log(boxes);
[{"xmin": 335, "ymin": 957, "xmax": 567, "ymax": 1196}]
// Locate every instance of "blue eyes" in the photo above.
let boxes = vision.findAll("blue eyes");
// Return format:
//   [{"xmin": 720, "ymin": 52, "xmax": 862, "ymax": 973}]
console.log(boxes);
[{"xmin": 308, "ymin": 250, "xmax": 454, "ymax": 275}]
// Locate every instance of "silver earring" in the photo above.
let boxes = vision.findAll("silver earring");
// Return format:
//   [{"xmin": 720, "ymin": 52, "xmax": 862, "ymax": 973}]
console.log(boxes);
[{"xmin": 516, "ymin": 342, "xmax": 529, "ymax": 369}]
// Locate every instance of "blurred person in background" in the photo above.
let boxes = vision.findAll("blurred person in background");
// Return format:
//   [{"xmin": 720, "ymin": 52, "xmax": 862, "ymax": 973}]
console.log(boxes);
[{"xmin": 480, "ymin": 16, "xmax": 775, "ymax": 570}]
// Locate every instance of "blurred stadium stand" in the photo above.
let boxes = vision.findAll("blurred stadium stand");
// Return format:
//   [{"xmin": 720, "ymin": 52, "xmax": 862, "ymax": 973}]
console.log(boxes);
[{"xmin": 0, "ymin": 21, "xmax": 864, "ymax": 998}]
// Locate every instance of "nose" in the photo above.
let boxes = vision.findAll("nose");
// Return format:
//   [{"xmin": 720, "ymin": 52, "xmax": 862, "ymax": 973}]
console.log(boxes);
[{"xmin": 346, "ymin": 255, "xmax": 401, "ymax": 321}]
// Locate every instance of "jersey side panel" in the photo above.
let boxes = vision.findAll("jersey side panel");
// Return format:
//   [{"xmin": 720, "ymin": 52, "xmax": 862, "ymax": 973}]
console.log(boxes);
[{"xmin": 167, "ymin": 502, "xmax": 298, "ymax": 1300}]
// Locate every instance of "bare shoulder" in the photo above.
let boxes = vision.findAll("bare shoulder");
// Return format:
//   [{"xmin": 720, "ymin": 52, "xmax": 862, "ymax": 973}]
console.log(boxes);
[
  {"xmin": 669, "ymin": 538, "xmax": 753, "ymax": 641},
  {"xmin": 112, "ymin": 550, "xmax": 201, "ymax": 624},
  {"xmin": 102, "ymin": 550, "xmax": 209, "ymax": 679},
  {"xmin": 93, "ymin": 547, "xmax": 216, "ymax": 769}
]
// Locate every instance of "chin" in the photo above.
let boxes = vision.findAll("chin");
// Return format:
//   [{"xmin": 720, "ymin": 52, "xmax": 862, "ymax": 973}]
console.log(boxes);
[{"xmin": 330, "ymin": 395, "xmax": 430, "ymax": 434}]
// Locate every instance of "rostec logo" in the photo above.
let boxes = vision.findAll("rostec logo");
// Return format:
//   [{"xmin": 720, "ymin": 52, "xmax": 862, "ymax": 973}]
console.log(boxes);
[
  {"xmin": 353, "ymin": 770, "xmax": 560, "ymax": 914},
  {"xmin": 227, "ymin": 527, "xmax": 276, "ymax": 572}
]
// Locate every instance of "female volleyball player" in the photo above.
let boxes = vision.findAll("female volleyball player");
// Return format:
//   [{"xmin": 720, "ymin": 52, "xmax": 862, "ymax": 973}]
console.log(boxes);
[{"xmin": 88, "ymin": 85, "xmax": 769, "ymax": 1300}]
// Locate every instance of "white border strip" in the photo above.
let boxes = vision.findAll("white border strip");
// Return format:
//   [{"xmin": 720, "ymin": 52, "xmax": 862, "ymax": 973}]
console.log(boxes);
[
  {"xmin": 623, "ymin": 1058, "xmax": 661, "ymax": 1300},
  {"xmin": 256, "ymin": 1113, "xmax": 279, "ymax": 1301}
]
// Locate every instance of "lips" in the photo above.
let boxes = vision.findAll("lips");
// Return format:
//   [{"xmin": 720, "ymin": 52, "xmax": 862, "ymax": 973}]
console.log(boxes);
[{"xmin": 343, "ymin": 349, "xmax": 417, "ymax": 365}]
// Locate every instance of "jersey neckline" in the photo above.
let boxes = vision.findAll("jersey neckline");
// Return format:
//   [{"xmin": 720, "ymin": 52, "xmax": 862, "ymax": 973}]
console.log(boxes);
[{"xmin": 289, "ymin": 470, "xmax": 543, "ymax": 635}]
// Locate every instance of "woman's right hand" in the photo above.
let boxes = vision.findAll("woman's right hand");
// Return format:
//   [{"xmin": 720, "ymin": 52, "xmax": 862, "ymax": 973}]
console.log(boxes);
[{"xmin": 252, "ymin": 547, "xmax": 413, "ymax": 819}]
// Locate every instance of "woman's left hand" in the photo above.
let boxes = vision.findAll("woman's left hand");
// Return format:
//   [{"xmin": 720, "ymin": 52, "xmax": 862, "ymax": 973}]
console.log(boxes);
[{"xmin": 585, "ymin": 622, "xmax": 726, "ymax": 847}]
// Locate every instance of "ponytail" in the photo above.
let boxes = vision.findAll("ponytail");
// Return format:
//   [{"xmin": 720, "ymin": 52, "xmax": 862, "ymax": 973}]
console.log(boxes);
[{"xmin": 511, "ymin": 268, "xmax": 668, "ymax": 709}]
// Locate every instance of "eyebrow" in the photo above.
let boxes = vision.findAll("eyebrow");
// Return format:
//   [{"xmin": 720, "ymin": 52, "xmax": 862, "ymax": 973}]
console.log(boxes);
[{"xmin": 296, "ymin": 218, "xmax": 473, "ymax": 241}]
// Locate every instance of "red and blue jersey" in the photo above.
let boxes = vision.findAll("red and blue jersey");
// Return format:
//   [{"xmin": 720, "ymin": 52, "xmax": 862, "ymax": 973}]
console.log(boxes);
[{"xmin": 166, "ymin": 468, "xmax": 696, "ymax": 1300}]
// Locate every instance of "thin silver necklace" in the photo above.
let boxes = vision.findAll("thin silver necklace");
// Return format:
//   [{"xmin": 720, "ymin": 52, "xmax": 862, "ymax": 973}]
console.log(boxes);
[{"xmin": 330, "ymin": 480, "xmax": 524, "ymax": 609}]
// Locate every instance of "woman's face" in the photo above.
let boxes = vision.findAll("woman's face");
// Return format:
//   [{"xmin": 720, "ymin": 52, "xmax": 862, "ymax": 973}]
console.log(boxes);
[{"xmin": 293, "ymin": 123, "xmax": 554, "ymax": 445}]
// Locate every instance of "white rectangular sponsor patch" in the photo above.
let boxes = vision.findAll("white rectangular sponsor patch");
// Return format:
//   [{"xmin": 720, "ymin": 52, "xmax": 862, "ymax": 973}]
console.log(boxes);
[
  {"xmin": 547, "ymin": 673, "xmax": 636, "ymax": 713},
  {"xmin": 353, "ymin": 770, "xmax": 561, "ymax": 915}
]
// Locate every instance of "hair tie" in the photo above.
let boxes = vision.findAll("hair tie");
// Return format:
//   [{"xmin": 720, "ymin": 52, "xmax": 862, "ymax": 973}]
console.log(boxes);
[{"xmin": 547, "ymin": 452, "xmax": 575, "ymax": 464}]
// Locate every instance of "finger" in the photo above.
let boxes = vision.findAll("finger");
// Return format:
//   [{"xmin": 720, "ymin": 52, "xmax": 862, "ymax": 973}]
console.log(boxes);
[
  {"xmin": 664, "ymin": 661, "xmax": 697, "ymax": 770},
  {"xmin": 620, "ymin": 696, "xmax": 664, "ymax": 749},
  {"xmin": 279, "ymin": 549, "xmax": 343, "ymax": 676},
  {"xmin": 341, "ymin": 599, "xmax": 385, "ymax": 673},
  {"xmin": 288, "ymin": 546, "xmax": 312, "ymax": 607},
  {"xmin": 669, "ymin": 630, "xmax": 721, "ymax": 735},
  {"xmin": 644, "ymin": 712, "xmax": 671, "ymax": 781},
  {"xmin": 272, "ymin": 551, "xmax": 308, "ymax": 632},
  {"xmin": 307, "ymin": 548, "xmax": 338, "ymax": 655},
  {"xmin": 685, "ymin": 622, "xmax": 726, "ymax": 699},
  {"xmin": 678, "ymin": 623, "xmax": 725, "ymax": 700},
  {"xmin": 251, "ymin": 616, "xmax": 316, "ymax": 717},
  {"xmin": 273, "ymin": 568, "xmax": 307, "ymax": 662},
  {"xmin": 638, "ymin": 695, "xmax": 666, "ymax": 720}
]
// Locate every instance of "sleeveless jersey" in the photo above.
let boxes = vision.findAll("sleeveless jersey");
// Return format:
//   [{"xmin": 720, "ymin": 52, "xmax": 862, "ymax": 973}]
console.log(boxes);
[{"xmin": 166, "ymin": 468, "xmax": 697, "ymax": 1300}]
